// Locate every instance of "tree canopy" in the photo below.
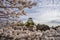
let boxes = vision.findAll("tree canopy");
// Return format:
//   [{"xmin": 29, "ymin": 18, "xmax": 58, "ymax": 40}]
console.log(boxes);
[
  {"xmin": 0, "ymin": 0, "xmax": 37, "ymax": 18},
  {"xmin": 36, "ymin": 24, "xmax": 50, "ymax": 31}
]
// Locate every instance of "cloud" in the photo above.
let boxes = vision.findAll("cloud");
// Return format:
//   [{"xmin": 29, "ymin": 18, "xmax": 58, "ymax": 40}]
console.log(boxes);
[
  {"xmin": 20, "ymin": 0, "xmax": 60, "ymax": 26},
  {"xmin": 49, "ymin": 20, "xmax": 60, "ymax": 24}
]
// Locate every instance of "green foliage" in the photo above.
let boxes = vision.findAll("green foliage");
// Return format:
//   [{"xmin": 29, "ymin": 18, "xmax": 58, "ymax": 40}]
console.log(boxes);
[
  {"xmin": 25, "ymin": 21, "xmax": 34, "ymax": 27},
  {"xmin": 53, "ymin": 26, "xmax": 60, "ymax": 30},
  {"xmin": 36, "ymin": 24, "xmax": 50, "ymax": 31},
  {"xmin": 17, "ymin": 21, "xmax": 24, "ymax": 26}
]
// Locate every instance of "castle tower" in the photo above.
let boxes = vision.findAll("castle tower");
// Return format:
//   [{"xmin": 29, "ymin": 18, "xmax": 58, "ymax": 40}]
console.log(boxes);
[
  {"xmin": 25, "ymin": 18, "xmax": 35, "ymax": 26},
  {"xmin": 25, "ymin": 18, "xmax": 35, "ymax": 31}
]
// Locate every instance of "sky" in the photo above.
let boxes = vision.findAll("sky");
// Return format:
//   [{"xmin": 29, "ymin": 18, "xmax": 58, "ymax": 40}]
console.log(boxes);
[
  {"xmin": 0, "ymin": 0, "xmax": 60, "ymax": 27},
  {"xmin": 20, "ymin": 0, "xmax": 60, "ymax": 26}
]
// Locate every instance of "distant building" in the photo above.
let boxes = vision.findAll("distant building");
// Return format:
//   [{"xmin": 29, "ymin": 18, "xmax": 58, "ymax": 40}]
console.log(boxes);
[
  {"xmin": 25, "ymin": 18, "xmax": 35, "ymax": 31},
  {"xmin": 25, "ymin": 18, "xmax": 35, "ymax": 26}
]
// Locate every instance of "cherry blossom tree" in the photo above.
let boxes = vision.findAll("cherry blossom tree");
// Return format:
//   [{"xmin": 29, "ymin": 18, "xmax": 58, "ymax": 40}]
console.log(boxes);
[
  {"xmin": 0, "ymin": 0, "xmax": 37, "ymax": 17},
  {"xmin": 0, "ymin": 0, "xmax": 37, "ymax": 26}
]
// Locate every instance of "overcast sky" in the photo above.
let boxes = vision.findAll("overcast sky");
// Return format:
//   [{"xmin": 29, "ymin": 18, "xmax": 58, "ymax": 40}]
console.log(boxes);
[
  {"xmin": 20, "ymin": 0, "xmax": 60, "ymax": 26},
  {"xmin": 0, "ymin": 0, "xmax": 60, "ymax": 26}
]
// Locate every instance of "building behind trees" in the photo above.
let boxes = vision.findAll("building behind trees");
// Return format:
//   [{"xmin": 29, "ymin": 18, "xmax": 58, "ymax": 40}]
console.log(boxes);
[{"xmin": 25, "ymin": 18, "xmax": 35, "ymax": 31}]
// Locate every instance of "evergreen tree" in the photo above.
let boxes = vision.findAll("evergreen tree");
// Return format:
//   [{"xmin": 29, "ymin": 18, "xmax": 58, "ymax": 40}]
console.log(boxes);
[{"xmin": 36, "ymin": 24, "xmax": 50, "ymax": 31}]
